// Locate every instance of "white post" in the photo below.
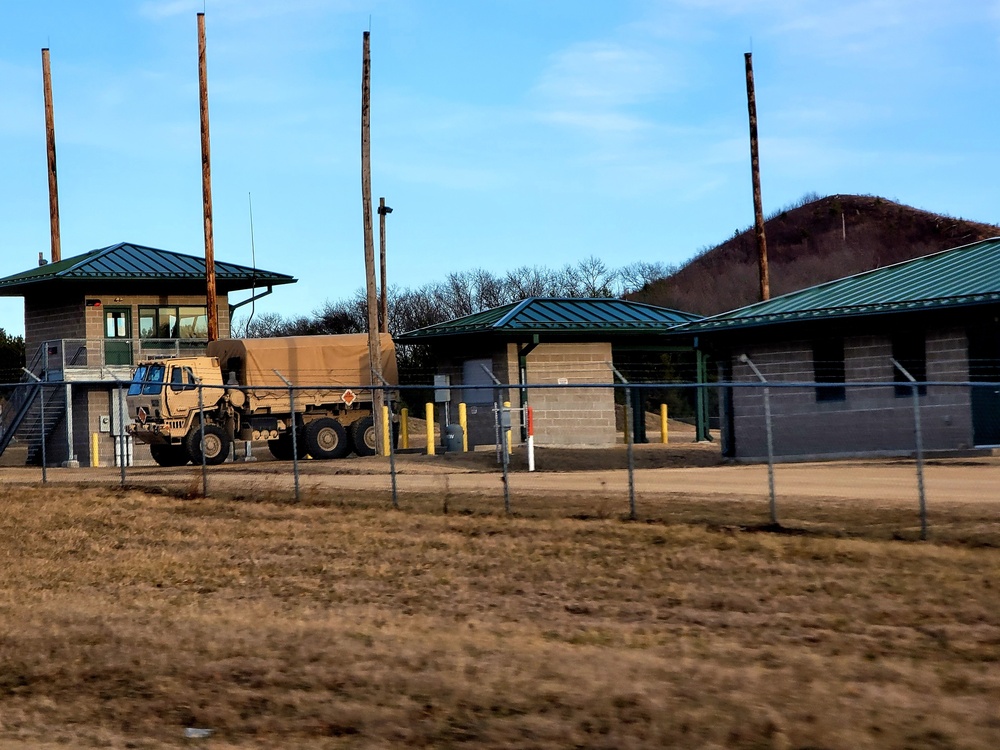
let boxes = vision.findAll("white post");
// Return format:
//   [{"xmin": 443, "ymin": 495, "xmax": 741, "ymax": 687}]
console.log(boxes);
[{"xmin": 526, "ymin": 404, "xmax": 535, "ymax": 472}]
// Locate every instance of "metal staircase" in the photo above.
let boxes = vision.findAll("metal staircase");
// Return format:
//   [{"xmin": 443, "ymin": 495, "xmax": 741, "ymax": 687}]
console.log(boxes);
[{"xmin": 0, "ymin": 345, "xmax": 68, "ymax": 465}]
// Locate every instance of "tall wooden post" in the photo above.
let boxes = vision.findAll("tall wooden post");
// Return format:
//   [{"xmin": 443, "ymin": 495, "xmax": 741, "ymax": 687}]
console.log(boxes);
[
  {"xmin": 361, "ymin": 32, "xmax": 385, "ymax": 439},
  {"xmin": 745, "ymin": 52, "xmax": 770, "ymax": 302},
  {"xmin": 198, "ymin": 13, "xmax": 219, "ymax": 341},
  {"xmin": 378, "ymin": 197, "xmax": 392, "ymax": 333},
  {"xmin": 41, "ymin": 48, "xmax": 61, "ymax": 263}
]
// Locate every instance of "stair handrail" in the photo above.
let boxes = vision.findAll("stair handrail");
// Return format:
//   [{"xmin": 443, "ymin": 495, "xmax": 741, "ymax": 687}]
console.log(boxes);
[
  {"xmin": 24, "ymin": 342, "xmax": 45, "ymax": 378},
  {"xmin": 0, "ymin": 371, "xmax": 42, "ymax": 457}
]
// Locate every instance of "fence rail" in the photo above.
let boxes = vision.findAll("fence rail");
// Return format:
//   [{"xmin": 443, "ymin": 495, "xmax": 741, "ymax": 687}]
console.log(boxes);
[{"xmin": 1, "ymin": 376, "xmax": 999, "ymax": 543}]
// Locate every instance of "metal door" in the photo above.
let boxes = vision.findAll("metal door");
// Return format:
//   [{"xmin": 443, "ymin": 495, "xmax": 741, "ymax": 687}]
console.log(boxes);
[{"xmin": 104, "ymin": 308, "xmax": 133, "ymax": 366}]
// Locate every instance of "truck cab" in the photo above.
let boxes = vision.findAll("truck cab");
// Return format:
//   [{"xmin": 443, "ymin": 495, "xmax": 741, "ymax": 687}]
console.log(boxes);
[{"xmin": 127, "ymin": 357, "xmax": 224, "ymax": 427}]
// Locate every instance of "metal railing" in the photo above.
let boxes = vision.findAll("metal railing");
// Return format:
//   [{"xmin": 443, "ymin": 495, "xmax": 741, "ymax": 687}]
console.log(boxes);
[{"xmin": 26, "ymin": 338, "xmax": 210, "ymax": 379}]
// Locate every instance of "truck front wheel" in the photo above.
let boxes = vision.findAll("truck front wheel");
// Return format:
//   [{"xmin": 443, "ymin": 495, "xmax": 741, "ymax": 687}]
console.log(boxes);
[
  {"xmin": 185, "ymin": 424, "xmax": 231, "ymax": 466},
  {"xmin": 305, "ymin": 418, "xmax": 349, "ymax": 460}
]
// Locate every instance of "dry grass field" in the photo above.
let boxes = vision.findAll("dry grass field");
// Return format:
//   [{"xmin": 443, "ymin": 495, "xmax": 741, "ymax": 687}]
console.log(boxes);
[{"xmin": 0, "ymin": 449, "xmax": 999, "ymax": 748}]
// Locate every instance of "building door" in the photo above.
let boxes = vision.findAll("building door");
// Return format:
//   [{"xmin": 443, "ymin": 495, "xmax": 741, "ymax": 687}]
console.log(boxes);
[
  {"xmin": 104, "ymin": 308, "xmax": 133, "ymax": 366},
  {"xmin": 969, "ymin": 322, "xmax": 1000, "ymax": 446}
]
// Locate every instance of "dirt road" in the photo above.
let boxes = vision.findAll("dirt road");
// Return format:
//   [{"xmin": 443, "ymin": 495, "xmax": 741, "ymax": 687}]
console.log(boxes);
[{"xmin": 8, "ymin": 443, "xmax": 999, "ymax": 508}]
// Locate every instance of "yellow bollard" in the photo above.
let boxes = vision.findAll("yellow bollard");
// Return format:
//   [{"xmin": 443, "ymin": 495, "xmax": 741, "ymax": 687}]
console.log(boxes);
[
  {"xmin": 458, "ymin": 403, "xmax": 468, "ymax": 452},
  {"xmin": 660, "ymin": 403, "xmax": 668, "ymax": 444},
  {"xmin": 90, "ymin": 432, "xmax": 100, "ymax": 467},
  {"xmin": 425, "ymin": 402, "xmax": 435, "ymax": 456},
  {"xmin": 503, "ymin": 400, "xmax": 513, "ymax": 454},
  {"xmin": 381, "ymin": 405, "xmax": 390, "ymax": 456},
  {"xmin": 400, "ymin": 407, "xmax": 409, "ymax": 450}
]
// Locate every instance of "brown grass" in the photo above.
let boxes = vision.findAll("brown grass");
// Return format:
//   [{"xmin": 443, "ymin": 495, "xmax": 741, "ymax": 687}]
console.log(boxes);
[{"xmin": 0, "ymin": 482, "xmax": 998, "ymax": 749}]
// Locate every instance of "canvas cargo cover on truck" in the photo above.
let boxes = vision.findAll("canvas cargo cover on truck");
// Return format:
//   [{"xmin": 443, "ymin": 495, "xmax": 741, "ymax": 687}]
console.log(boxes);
[{"xmin": 206, "ymin": 334, "xmax": 398, "ymax": 388}]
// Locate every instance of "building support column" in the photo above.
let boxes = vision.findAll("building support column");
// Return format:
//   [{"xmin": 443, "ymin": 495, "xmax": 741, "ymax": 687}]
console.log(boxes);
[
  {"xmin": 62, "ymin": 382, "xmax": 79, "ymax": 468},
  {"xmin": 695, "ymin": 347, "xmax": 711, "ymax": 442}
]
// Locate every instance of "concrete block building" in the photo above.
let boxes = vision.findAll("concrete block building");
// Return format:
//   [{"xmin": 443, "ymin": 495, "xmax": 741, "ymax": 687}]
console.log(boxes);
[
  {"xmin": 684, "ymin": 237, "xmax": 1000, "ymax": 460},
  {"xmin": 0, "ymin": 242, "xmax": 294, "ymax": 466},
  {"xmin": 396, "ymin": 297, "xmax": 704, "ymax": 448}
]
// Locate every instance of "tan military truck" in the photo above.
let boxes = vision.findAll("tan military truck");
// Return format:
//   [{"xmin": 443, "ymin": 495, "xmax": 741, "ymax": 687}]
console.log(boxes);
[{"xmin": 126, "ymin": 334, "xmax": 397, "ymax": 466}]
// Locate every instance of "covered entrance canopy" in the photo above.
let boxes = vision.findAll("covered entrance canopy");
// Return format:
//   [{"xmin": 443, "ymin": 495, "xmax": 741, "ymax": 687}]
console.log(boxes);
[{"xmin": 397, "ymin": 297, "xmax": 707, "ymax": 446}]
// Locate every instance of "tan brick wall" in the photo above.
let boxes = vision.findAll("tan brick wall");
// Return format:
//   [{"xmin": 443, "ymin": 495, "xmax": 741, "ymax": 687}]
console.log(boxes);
[
  {"xmin": 512, "ymin": 342, "xmax": 616, "ymax": 447},
  {"xmin": 24, "ymin": 294, "xmax": 87, "ymax": 364}
]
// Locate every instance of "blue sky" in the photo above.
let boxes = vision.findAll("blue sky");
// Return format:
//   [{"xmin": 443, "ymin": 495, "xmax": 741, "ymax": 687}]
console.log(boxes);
[{"xmin": 1, "ymin": 0, "xmax": 999, "ymax": 337}]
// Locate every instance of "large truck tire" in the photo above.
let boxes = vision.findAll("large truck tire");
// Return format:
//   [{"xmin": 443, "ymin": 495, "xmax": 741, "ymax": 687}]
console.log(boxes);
[
  {"xmin": 149, "ymin": 444, "xmax": 190, "ymax": 467},
  {"xmin": 351, "ymin": 416, "xmax": 378, "ymax": 457},
  {"xmin": 305, "ymin": 418, "xmax": 349, "ymax": 460},
  {"xmin": 184, "ymin": 424, "xmax": 231, "ymax": 466}
]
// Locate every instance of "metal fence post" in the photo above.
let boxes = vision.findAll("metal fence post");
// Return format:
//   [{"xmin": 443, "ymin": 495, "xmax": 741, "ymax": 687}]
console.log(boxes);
[
  {"xmin": 608, "ymin": 363, "xmax": 636, "ymax": 521},
  {"xmin": 387, "ymin": 396, "xmax": 398, "ymax": 509},
  {"xmin": 273, "ymin": 370, "xmax": 300, "ymax": 502},
  {"xmin": 500, "ymin": 402, "xmax": 511, "ymax": 514},
  {"xmin": 40, "ymin": 381, "xmax": 47, "ymax": 483},
  {"xmin": 372, "ymin": 373, "xmax": 399, "ymax": 510},
  {"xmin": 892, "ymin": 358, "xmax": 928, "ymax": 540},
  {"xmin": 22, "ymin": 370, "xmax": 46, "ymax": 483},
  {"xmin": 116, "ymin": 381, "xmax": 128, "ymax": 486},
  {"xmin": 197, "ymin": 380, "xmax": 208, "ymax": 497},
  {"xmin": 740, "ymin": 355, "xmax": 777, "ymax": 526}
]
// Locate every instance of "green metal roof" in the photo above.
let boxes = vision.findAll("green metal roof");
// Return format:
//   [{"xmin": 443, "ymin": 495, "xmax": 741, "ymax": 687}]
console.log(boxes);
[
  {"xmin": 684, "ymin": 237, "xmax": 1000, "ymax": 333},
  {"xmin": 397, "ymin": 297, "xmax": 702, "ymax": 341},
  {"xmin": 0, "ymin": 242, "xmax": 295, "ymax": 294}
]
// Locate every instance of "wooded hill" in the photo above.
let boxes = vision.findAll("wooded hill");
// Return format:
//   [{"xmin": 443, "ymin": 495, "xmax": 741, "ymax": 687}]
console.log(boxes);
[{"xmin": 629, "ymin": 194, "xmax": 1000, "ymax": 316}]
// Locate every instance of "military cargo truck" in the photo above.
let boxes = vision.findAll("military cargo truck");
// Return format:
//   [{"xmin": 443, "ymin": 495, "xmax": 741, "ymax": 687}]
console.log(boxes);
[{"xmin": 126, "ymin": 334, "xmax": 397, "ymax": 466}]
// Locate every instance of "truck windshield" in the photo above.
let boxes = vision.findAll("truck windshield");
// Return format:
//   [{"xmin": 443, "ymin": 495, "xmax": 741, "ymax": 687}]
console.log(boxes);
[
  {"xmin": 127, "ymin": 365, "xmax": 148, "ymax": 396},
  {"xmin": 141, "ymin": 364, "xmax": 166, "ymax": 396}
]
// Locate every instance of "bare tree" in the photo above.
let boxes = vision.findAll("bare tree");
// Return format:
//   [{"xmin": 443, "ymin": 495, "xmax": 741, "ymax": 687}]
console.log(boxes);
[
  {"xmin": 619, "ymin": 261, "xmax": 672, "ymax": 294},
  {"xmin": 574, "ymin": 255, "xmax": 618, "ymax": 297}
]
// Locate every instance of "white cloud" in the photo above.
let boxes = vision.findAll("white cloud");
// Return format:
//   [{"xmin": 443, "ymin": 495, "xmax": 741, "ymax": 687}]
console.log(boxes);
[
  {"xmin": 138, "ymin": 0, "xmax": 203, "ymax": 21},
  {"xmin": 534, "ymin": 41, "xmax": 675, "ymax": 109},
  {"xmin": 537, "ymin": 110, "xmax": 651, "ymax": 134},
  {"xmin": 138, "ymin": 0, "xmax": 355, "ymax": 23}
]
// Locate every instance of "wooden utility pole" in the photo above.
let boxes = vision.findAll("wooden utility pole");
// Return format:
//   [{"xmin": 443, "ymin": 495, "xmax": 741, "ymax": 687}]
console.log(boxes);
[
  {"xmin": 41, "ymin": 48, "xmax": 61, "ymax": 263},
  {"xmin": 361, "ymin": 31, "xmax": 385, "ymax": 444},
  {"xmin": 378, "ymin": 197, "xmax": 392, "ymax": 333},
  {"xmin": 744, "ymin": 52, "xmax": 770, "ymax": 302},
  {"xmin": 198, "ymin": 12, "xmax": 219, "ymax": 341}
]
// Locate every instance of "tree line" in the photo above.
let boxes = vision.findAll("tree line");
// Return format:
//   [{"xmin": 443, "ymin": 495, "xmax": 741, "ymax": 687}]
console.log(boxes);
[{"xmin": 234, "ymin": 257, "xmax": 672, "ymax": 339}]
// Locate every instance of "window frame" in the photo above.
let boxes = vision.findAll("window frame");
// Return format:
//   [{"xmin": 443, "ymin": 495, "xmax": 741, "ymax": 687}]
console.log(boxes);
[
  {"xmin": 813, "ymin": 337, "xmax": 846, "ymax": 402},
  {"xmin": 138, "ymin": 305, "xmax": 208, "ymax": 340}
]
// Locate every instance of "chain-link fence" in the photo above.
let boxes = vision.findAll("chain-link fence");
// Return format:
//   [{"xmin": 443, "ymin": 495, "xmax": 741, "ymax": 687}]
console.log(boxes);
[{"xmin": 1, "ymin": 373, "xmax": 998, "ymax": 543}]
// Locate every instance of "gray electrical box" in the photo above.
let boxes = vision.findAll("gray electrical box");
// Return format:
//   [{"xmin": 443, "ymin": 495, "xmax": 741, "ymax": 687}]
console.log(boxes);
[
  {"xmin": 99, "ymin": 415, "xmax": 111, "ymax": 433},
  {"xmin": 434, "ymin": 374, "xmax": 451, "ymax": 403}
]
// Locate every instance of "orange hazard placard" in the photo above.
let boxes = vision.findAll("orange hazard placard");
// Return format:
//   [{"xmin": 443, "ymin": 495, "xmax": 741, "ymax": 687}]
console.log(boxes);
[{"xmin": 342, "ymin": 389, "xmax": 356, "ymax": 406}]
